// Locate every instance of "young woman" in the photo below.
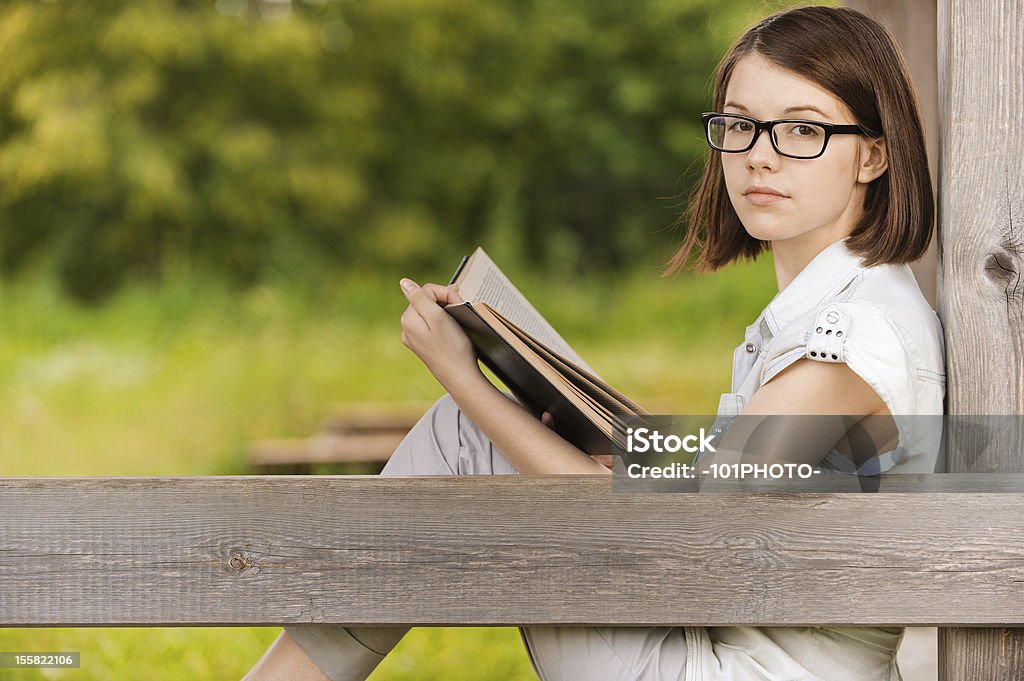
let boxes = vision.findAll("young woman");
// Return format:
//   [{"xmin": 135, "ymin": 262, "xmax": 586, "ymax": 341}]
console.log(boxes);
[{"xmin": 243, "ymin": 6, "xmax": 944, "ymax": 680}]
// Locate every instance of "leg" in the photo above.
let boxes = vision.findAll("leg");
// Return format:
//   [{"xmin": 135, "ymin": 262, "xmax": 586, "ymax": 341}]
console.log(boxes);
[
  {"xmin": 242, "ymin": 629, "xmax": 332, "ymax": 681},
  {"xmin": 518, "ymin": 626, "xmax": 688, "ymax": 681},
  {"xmin": 273, "ymin": 625, "xmax": 403, "ymax": 681},
  {"xmin": 376, "ymin": 391, "xmax": 521, "ymax": 477},
  {"xmin": 256, "ymin": 393, "xmax": 518, "ymax": 681},
  {"xmin": 262, "ymin": 393, "xmax": 689, "ymax": 681}
]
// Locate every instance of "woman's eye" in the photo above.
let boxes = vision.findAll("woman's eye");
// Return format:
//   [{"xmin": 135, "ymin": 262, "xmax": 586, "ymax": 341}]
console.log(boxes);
[
  {"xmin": 730, "ymin": 121, "xmax": 753, "ymax": 132},
  {"xmin": 790, "ymin": 124, "xmax": 820, "ymax": 137}
]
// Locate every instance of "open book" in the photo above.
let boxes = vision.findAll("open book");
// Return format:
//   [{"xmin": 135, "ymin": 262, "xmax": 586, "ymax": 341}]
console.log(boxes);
[{"xmin": 444, "ymin": 247, "xmax": 649, "ymax": 454}]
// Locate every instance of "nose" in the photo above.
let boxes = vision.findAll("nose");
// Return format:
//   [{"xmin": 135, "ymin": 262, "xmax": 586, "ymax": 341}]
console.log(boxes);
[{"xmin": 745, "ymin": 127, "xmax": 780, "ymax": 170}]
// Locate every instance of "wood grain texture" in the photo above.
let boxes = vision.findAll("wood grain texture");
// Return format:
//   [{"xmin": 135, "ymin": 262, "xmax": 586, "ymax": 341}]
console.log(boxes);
[
  {"xmin": 1, "ymin": 476, "xmax": 1022, "ymax": 628},
  {"xmin": 938, "ymin": 627, "xmax": 1024, "ymax": 680},
  {"xmin": 938, "ymin": 0, "xmax": 1024, "ymax": 432},
  {"xmin": 938, "ymin": 0, "xmax": 1024, "ymax": 675}
]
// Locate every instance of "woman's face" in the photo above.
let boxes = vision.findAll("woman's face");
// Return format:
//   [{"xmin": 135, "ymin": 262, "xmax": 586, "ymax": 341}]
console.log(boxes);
[{"xmin": 719, "ymin": 52, "xmax": 886, "ymax": 249}]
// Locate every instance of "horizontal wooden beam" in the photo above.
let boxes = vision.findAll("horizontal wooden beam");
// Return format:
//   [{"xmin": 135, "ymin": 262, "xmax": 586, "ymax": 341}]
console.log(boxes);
[{"xmin": 2, "ymin": 476, "xmax": 1023, "ymax": 627}]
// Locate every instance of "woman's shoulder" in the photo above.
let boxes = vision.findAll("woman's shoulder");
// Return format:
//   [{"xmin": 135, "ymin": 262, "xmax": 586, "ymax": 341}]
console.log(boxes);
[
  {"xmin": 843, "ymin": 263, "xmax": 945, "ymax": 367},
  {"xmin": 760, "ymin": 263, "xmax": 945, "ymax": 416},
  {"xmin": 769, "ymin": 263, "xmax": 943, "ymax": 364},
  {"xmin": 849, "ymin": 263, "xmax": 940, "ymax": 320}
]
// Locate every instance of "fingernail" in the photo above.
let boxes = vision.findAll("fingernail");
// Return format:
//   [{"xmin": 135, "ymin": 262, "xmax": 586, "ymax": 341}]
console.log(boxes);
[{"xmin": 399, "ymin": 278, "xmax": 414, "ymax": 292}]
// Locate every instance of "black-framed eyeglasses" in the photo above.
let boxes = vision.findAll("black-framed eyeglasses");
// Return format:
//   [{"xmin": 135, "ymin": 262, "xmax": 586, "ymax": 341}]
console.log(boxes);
[{"xmin": 701, "ymin": 112, "xmax": 869, "ymax": 160}]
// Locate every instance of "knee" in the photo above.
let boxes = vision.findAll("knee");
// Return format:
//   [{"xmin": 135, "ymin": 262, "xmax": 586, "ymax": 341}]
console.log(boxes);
[
  {"xmin": 427, "ymin": 392, "xmax": 462, "ymax": 437},
  {"xmin": 380, "ymin": 393, "xmax": 463, "ymax": 476},
  {"xmin": 521, "ymin": 625, "xmax": 686, "ymax": 681},
  {"xmin": 433, "ymin": 391, "xmax": 459, "ymax": 413},
  {"xmin": 383, "ymin": 391, "xmax": 522, "ymax": 477},
  {"xmin": 522, "ymin": 627, "xmax": 614, "ymax": 681}
]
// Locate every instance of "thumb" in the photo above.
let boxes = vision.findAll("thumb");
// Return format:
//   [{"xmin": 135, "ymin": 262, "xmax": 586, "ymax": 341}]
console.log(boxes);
[
  {"xmin": 399, "ymin": 278, "xmax": 419, "ymax": 295},
  {"xmin": 448, "ymin": 284, "xmax": 465, "ymax": 304},
  {"xmin": 400, "ymin": 278, "xmax": 441, "ymax": 324}
]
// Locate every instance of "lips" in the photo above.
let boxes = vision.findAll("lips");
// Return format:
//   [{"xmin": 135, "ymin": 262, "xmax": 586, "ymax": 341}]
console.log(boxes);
[
  {"xmin": 743, "ymin": 186, "xmax": 789, "ymax": 206},
  {"xmin": 743, "ymin": 186, "xmax": 788, "ymax": 198}
]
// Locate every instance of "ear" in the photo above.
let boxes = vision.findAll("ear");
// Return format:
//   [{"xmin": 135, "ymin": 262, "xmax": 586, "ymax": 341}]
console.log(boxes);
[{"xmin": 857, "ymin": 136, "xmax": 888, "ymax": 184}]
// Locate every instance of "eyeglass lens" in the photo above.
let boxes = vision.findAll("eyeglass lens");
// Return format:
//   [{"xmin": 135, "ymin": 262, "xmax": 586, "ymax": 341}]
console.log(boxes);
[{"xmin": 707, "ymin": 115, "xmax": 827, "ymax": 158}]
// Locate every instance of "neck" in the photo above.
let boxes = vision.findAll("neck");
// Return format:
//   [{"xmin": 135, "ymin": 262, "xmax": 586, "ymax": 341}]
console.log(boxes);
[
  {"xmin": 772, "ymin": 230, "xmax": 849, "ymax": 292},
  {"xmin": 772, "ymin": 185, "xmax": 867, "ymax": 291}
]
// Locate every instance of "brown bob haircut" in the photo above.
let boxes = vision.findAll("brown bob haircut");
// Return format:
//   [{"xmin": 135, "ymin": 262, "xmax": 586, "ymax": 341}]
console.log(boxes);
[{"xmin": 664, "ymin": 5, "xmax": 933, "ymax": 276}]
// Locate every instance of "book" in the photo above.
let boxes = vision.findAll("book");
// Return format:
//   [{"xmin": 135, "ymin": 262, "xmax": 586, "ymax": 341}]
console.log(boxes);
[{"xmin": 444, "ymin": 247, "xmax": 650, "ymax": 454}]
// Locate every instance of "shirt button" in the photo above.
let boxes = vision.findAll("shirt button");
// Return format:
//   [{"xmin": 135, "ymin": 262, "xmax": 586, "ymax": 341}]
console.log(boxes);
[{"xmin": 745, "ymin": 343, "xmax": 757, "ymax": 353}]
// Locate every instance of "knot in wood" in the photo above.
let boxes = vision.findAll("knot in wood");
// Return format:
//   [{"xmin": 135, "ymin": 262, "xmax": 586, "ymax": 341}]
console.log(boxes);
[
  {"xmin": 228, "ymin": 554, "xmax": 248, "ymax": 571},
  {"xmin": 984, "ymin": 250, "xmax": 1023, "ymax": 303}
]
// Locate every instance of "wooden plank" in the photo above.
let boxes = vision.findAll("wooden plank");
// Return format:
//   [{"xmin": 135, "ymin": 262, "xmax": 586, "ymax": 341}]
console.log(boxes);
[
  {"xmin": 2, "ymin": 476, "xmax": 1023, "ymax": 627},
  {"xmin": 938, "ymin": 0, "xmax": 1024, "ymax": 675}
]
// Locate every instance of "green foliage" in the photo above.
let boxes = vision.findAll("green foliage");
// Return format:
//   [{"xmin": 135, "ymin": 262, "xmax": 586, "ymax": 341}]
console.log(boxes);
[{"xmin": 0, "ymin": 0, "xmax": 802, "ymax": 302}]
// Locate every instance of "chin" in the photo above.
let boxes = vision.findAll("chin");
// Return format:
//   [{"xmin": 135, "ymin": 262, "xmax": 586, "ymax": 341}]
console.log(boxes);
[{"xmin": 738, "ymin": 220, "xmax": 790, "ymax": 242}]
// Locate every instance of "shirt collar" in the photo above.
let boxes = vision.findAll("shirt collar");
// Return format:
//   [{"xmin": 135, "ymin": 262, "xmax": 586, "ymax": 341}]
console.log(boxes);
[{"xmin": 756, "ymin": 237, "xmax": 865, "ymax": 338}]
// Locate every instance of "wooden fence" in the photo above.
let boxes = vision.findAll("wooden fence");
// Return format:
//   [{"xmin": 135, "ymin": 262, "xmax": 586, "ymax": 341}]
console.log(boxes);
[{"xmin": 3, "ymin": 475, "xmax": 1023, "ymax": 630}]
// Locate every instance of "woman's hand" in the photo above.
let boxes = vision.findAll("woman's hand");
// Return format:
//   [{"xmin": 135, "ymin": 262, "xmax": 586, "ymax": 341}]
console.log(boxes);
[{"xmin": 399, "ymin": 278, "xmax": 483, "ymax": 392}]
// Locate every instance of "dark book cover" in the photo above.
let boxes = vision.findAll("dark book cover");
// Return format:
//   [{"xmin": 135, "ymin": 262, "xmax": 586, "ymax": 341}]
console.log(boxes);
[{"xmin": 445, "ymin": 302, "xmax": 619, "ymax": 455}]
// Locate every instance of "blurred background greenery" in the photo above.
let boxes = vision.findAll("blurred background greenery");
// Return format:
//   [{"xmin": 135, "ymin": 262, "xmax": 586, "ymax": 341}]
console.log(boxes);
[{"xmin": 0, "ymin": 0, "xmax": 805, "ymax": 678}]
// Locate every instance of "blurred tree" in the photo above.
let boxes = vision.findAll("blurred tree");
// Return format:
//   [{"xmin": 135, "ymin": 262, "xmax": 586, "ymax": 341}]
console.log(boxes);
[{"xmin": 0, "ymin": 0, "xmax": 803, "ymax": 302}]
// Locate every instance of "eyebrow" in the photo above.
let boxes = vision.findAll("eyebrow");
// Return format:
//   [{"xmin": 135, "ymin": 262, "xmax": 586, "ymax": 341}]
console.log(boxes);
[{"xmin": 723, "ymin": 102, "xmax": 832, "ymax": 118}]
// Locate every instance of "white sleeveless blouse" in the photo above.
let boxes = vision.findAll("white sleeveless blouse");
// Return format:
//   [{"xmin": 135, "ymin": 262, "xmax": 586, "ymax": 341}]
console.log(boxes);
[{"xmin": 685, "ymin": 237, "xmax": 945, "ymax": 681}]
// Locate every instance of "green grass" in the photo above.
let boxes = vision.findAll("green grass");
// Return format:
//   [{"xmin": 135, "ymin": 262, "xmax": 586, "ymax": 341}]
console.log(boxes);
[
  {"xmin": 0, "ymin": 255, "xmax": 776, "ymax": 679},
  {"xmin": 0, "ymin": 627, "xmax": 538, "ymax": 681}
]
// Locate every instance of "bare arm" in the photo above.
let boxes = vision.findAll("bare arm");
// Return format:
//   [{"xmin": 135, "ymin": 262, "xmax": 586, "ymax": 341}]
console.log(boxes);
[
  {"xmin": 445, "ymin": 371, "xmax": 611, "ymax": 474},
  {"xmin": 697, "ymin": 357, "xmax": 892, "ymax": 468},
  {"xmin": 399, "ymin": 278, "xmax": 611, "ymax": 476}
]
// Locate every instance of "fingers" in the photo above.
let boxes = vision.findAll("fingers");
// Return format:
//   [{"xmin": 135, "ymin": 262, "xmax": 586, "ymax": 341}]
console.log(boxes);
[
  {"xmin": 541, "ymin": 411, "xmax": 555, "ymax": 429},
  {"xmin": 400, "ymin": 305, "xmax": 428, "ymax": 338},
  {"xmin": 400, "ymin": 279, "xmax": 463, "ymax": 329},
  {"xmin": 421, "ymin": 283, "xmax": 464, "ymax": 305},
  {"xmin": 399, "ymin": 279, "xmax": 439, "ymax": 329}
]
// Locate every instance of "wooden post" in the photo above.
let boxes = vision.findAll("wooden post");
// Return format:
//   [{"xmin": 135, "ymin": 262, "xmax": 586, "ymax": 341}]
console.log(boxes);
[{"xmin": 937, "ymin": 0, "xmax": 1024, "ymax": 679}]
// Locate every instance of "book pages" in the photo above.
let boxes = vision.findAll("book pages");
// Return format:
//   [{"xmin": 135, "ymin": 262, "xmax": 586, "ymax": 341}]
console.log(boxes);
[
  {"xmin": 469, "ymin": 303, "xmax": 622, "ymax": 447},
  {"xmin": 485, "ymin": 305, "xmax": 649, "ymax": 418},
  {"xmin": 452, "ymin": 247, "xmax": 597, "ymax": 376}
]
